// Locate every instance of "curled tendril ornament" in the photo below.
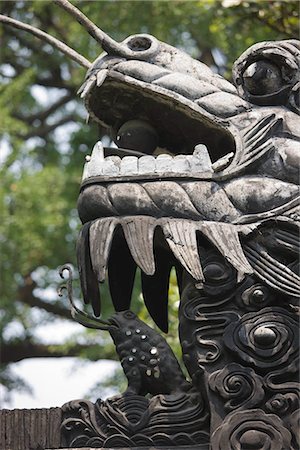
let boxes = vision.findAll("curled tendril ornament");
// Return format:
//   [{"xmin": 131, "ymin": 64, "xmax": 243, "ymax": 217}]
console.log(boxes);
[
  {"xmin": 211, "ymin": 409, "xmax": 292, "ymax": 450},
  {"xmin": 209, "ymin": 363, "xmax": 264, "ymax": 411},
  {"xmin": 265, "ymin": 393, "xmax": 299, "ymax": 416},
  {"xmin": 223, "ymin": 307, "xmax": 299, "ymax": 374}
]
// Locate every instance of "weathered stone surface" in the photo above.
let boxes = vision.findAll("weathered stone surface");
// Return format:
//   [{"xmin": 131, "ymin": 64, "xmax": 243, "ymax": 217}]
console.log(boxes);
[{"xmin": 73, "ymin": 34, "xmax": 300, "ymax": 449}]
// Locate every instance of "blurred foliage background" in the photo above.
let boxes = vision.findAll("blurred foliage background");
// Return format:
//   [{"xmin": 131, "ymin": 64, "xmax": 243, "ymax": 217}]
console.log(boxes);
[{"xmin": 0, "ymin": 0, "xmax": 299, "ymax": 403}]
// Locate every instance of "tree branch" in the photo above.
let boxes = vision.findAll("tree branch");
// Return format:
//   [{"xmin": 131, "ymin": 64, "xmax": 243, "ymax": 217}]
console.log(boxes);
[
  {"xmin": 1, "ymin": 340, "xmax": 117, "ymax": 363},
  {"xmin": 0, "ymin": 14, "xmax": 91, "ymax": 68},
  {"xmin": 21, "ymin": 114, "xmax": 80, "ymax": 139},
  {"xmin": 35, "ymin": 76, "xmax": 77, "ymax": 92},
  {"xmin": 2, "ymin": 54, "xmax": 77, "ymax": 92},
  {"xmin": 14, "ymin": 92, "xmax": 73, "ymax": 125},
  {"xmin": 20, "ymin": 293, "xmax": 72, "ymax": 320}
]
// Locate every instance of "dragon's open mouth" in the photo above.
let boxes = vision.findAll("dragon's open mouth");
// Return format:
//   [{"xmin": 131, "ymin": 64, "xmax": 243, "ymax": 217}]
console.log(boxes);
[
  {"xmin": 85, "ymin": 71, "xmax": 236, "ymax": 161},
  {"xmin": 79, "ymin": 54, "xmax": 244, "ymax": 181}
]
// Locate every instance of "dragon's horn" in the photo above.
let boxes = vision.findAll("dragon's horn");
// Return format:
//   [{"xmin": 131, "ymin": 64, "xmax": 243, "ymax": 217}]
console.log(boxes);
[
  {"xmin": 0, "ymin": 14, "xmax": 91, "ymax": 69},
  {"xmin": 54, "ymin": 0, "xmax": 122, "ymax": 55},
  {"xmin": 54, "ymin": 0, "xmax": 159, "ymax": 59}
]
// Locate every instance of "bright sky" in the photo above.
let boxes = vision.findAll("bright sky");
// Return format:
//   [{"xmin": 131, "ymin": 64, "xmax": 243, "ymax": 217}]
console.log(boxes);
[
  {"xmin": 1, "ymin": 320, "xmax": 119, "ymax": 409},
  {"xmin": 1, "ymin": 358, "xmax": 118, "ymax": 409}
]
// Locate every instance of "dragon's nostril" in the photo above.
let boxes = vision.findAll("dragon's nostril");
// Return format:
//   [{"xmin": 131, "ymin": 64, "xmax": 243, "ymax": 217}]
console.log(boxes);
[
  {"xmin": 121, "ymin": 34, "xmax": 160, "ymax": 59},
  {"xmin": 126, "ymin": 35, "xmax": 152, "ymax": 52}
]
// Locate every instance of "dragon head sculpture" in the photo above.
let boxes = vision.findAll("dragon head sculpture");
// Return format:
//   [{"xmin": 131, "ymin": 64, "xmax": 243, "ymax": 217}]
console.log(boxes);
[
  {"xmin": 1, "ymin": 5, "xmax": 298, "ymax": 331},
  {"xmin": 76, "ymin": 33, "xmax": 300, "ymax": 330}
]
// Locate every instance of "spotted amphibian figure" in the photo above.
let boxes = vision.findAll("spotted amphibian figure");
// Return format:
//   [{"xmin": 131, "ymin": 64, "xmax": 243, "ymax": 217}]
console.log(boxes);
[
  {"xmin": 59, "ymin": 266, "xmax": 190, "ymax": 396},
  {"xmin": 108, "ymin": 310, "xmax": 190, "ymax": 396}
]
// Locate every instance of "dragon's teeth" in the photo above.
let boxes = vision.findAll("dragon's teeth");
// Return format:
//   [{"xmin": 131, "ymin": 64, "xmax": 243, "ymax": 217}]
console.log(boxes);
[
  {"xmin": 97, "ymin": 69, "xmax": 108, "ymax": 87},
  {"xmin": 102, "ymin": 156, "xmax": 121, "ymax": 176},
  {"xmin": 80, "ymin": 76, "xmax": 96, "ymax": 98},
  {"xmin": 77, "ymin": 223, "xmax": 101, "ymax": 315},
  {"xmin": 82, "ymin": 141, "xmax": 104, "ymax": 179},
  {"xmin": 92, "ymin": 141, "xmax": 104, "ymax": 160},
  {"xmin": 138, "ymin": 155, "xmax": 156, "ymax": 174},
  {"xmin": 89, "ymin": 218, "xmax": 118, "ymax": 283},
  {"xmin": 193, "ymin": 143, "xmax": 208, "ymax": 156},
  {"xmin": 192, "ymin": 144, "xmax": 213, "ymax": 172},
  {"xmin": 212, "ymin": 152, "xmax": 234, "ymax": 172},
  {"xmin": 162, "ymin": 219, "xmax": 204, "ymax": 281},
  {"xmin": 155, "ymin": 154, "xmax": 173, "ymax": 173},
  {"xmin": 199, "ymin": 222, "xmax": 253, "ymax": 281},
  {"xmin": 122, "ymin": 217, "xmax": 156, "ymax": 275},
  {"xmin": 82, "ymin": 143, "xmax": 214, "ymax": 181},
  {"xmin": 172, "ymin": 154, "xmax": 190, "ymax": 172},
  {"xmin": 120, "ymin": 156, "xmax": 138, "ymax": 175}
]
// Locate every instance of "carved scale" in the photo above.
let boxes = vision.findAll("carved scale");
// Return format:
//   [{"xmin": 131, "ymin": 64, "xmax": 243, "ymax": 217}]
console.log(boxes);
[{"xmin": 2, "ymin": 2, "xmax": 299, "ymax": 448}]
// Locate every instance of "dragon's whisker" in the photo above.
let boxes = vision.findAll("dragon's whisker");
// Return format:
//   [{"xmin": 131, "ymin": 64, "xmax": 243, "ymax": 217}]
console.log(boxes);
[{"xmin": 0, "ymin": 14, "xmax": 91, "ymax": 69}]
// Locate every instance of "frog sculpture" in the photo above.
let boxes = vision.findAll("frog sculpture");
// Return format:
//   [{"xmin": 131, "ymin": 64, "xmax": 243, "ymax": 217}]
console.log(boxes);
[
  {"xmin": 2, "ymin": 1, "xmax": 299, "ymax": 448},
  {"xmin": 58, "ymin": 264, "xmax": 207, "ymax": 448}
]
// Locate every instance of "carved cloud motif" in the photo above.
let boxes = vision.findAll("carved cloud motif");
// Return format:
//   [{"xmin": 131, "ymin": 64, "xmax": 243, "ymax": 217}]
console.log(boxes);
[{"xmin": 223, "ymin": 307, "xmax": 299, "ymax": 374}]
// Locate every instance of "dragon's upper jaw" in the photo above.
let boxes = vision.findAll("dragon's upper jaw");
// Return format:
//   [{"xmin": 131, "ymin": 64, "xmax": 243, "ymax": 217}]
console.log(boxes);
[{"xmin": 79, "ymin": 52, "xmax": 251, "ymax": 180}]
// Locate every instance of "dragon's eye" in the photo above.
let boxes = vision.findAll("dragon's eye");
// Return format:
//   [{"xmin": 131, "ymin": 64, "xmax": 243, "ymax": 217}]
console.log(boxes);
[{"xmin": 242, "ymin": 60, "xmax": 283, "ymax": 96}]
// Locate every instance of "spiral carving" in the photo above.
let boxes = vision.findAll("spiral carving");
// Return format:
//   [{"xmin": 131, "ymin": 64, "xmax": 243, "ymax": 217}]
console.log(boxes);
[
  {"xmin": 265, "ymin": 393, "xmax": 299, "ymax": 416},
  {"xmin": 235, "ymin": 277, "xmax": 274, "ymax": 311},
  {"xmin": 224, "ymin": 307, "xmax": 299, "ymax": 374},
  {"xmin": 209, "ymin": 363, "xmax": 264, "ymax": 411},
  {"xmin": 287, "ymin": 409, "xmax": 300, "ymax": 448},
  {"xmin": 201, "ymin": 250, "xmax": 237, "ymax": 297},
  {"xmin": 211, "ymin": 409, "xmax": 292, "ymax": 450}
]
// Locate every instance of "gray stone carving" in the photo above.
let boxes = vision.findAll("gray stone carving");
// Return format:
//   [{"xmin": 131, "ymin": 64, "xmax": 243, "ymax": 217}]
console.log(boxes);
[
  {"xmin": 1, "ymin": 1, "xmax": 299, "ymax": 448},
  {"xmin": 73, "ymin": 30, "xmax": 300, "ymax": 448}
]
